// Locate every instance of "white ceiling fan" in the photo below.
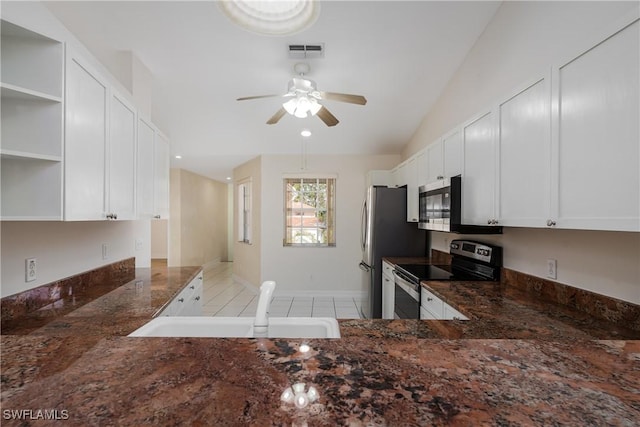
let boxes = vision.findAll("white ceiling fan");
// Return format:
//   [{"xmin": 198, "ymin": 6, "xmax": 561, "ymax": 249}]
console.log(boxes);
[{"xmin": 237, "ymin": 63, "xmax": 367, "ymax": 127}]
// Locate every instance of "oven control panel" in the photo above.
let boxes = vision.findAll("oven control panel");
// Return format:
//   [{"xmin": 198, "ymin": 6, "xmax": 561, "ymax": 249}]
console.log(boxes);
[{"xmin": 450, "ymin": 240, "xmax": 501, "ymax": 266}]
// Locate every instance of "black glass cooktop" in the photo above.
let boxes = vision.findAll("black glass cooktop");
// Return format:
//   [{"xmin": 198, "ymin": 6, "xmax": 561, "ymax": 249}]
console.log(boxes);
[{"xmin": 395, "ymin": 263, "xmax": 493, "ymax": 282}]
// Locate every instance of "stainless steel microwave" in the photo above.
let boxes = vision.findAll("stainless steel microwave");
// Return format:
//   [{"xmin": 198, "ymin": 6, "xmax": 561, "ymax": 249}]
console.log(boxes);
[{"xmin": 418, "ymin": 175, "xmax": 501, "ymax": 234}]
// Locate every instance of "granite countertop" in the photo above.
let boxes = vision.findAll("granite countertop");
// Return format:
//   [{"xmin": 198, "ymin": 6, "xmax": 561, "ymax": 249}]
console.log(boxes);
[{"xmin": 2, "ymin": 263, "xmax": 639, "ymax": 426}]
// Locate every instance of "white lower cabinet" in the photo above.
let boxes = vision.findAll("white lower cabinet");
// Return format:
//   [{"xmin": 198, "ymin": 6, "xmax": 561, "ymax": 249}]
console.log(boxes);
[
  {"xmin": 382, "ymin": 261, "xmax": 395, "ymax": 319},
  {"xmin": 158, "ymin": 271, "xmax": 203, "ymax": 317},
  {"xmin": 420, "ymin": 287, "xmax": 468, "ymax": 321}
]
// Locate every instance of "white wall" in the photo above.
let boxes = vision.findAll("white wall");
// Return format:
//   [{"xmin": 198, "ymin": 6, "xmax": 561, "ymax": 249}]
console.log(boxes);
[
  {"xmin": 259, "ymin": 154, "xmax": 400, "ymax": 297},
  {"xmin": 0, "ymin": 3, "xmax": 153, "ymax": 298},
  {"xmin": 404, "ymin": 1, "xmax": 640, "ymax": 304},
  {"xmin": 1, "ymin": 220, "xmax": 150, "ymax": 297}
]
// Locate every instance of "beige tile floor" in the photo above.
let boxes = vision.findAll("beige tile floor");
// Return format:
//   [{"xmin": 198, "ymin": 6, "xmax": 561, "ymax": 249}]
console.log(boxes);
[{"xmin": 201, "ymin": 262, "xmax": 362, "ymax": 319}]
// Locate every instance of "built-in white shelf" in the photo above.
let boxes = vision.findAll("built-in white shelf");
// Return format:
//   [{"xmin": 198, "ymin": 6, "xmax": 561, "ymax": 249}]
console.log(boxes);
[
  {"xmin": 1, "ymin": 19, "xmax": 64, "ymax": 221},
  {"xmin": 0, "ymin": 149, "xmax": 62, "ymax": 162},
  {"xmin": 1, "ymin": 82, "xmax": 63, "ymax": 103}
]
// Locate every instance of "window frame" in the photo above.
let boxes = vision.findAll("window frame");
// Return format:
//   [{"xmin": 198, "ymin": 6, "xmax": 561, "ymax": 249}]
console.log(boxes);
[
  {"xmin": 283, "ymin": 175, "xmax": 336, "ymax": 247},
  {"xmin": 237, "ymin": 179, "xmax": 252, "ymax": 244}
]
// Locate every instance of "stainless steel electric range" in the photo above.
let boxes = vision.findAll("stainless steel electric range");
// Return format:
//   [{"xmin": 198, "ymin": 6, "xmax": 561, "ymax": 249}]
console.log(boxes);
[{"xmin": 393, "ymin": 240, "xmax": 502, "ymax": 319}]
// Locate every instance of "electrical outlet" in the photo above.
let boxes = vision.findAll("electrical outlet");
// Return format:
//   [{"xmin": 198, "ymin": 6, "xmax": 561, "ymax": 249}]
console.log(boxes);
[
  {"xmin": 25, "ymin": 258, "xmax": 37, "ymax": 282},
  {"xmin": 135, "ymin": 238, "xmax": 143, "ymax": 251},
  {"xmin": 102, "ymin": 243, "xmax": 109, "ymax": 260},
  {"xmin": 546, "ymin": 259, "xmax": 557, "ymax": 279}
]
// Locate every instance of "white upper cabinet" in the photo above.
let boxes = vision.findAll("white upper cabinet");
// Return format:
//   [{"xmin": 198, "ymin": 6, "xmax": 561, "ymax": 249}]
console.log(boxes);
[
  {"xmin": 404, "ymin": 156, "xmax": 419, "ymax": 222},
  {"xmin": 0, "ymin": 20, "xmax": 64, "ymax": 220},
  {"xmin": 64, "ymin": 47, "xmax": 109, "ymax": 221},
  {"xmin": 153, "ymin": 131, "xmax": 171, "ymax": 219},
  {"xmin": 462, "ymin": 111, "xmax": 498, "ymax": 226},
  {"xmin": 551, "ymin": 18, "xmax": 639, "ymax": 231},
  {"xmin": 498, "ymin": 76, "xmax": 551, "ymax": 227},
  {"xmin": 442, "ymin": 129, "xmax": 463, "ymax": 179},
  {"xmin": 107, "ymin": 90, "xmax": 137, "ymax": 220},
  {"xmin": 137, "ymin": 117, "xmax": 155, "ymax": 219},
  {"xmin": 416, "ymin": 149, "xmax": 428, "ymax": 186},
  {"xmin": 426, "ymin": 139, "xmax": 444, "ymax": 183}
]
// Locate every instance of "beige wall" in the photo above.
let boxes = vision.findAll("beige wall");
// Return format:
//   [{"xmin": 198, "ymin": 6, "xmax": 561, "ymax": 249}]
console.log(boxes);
[
  {"xmin": 232, "ymin": 157, "xmax": 262, "ymax": 287},
  {"xmin": 402, "ymin": 1, "xmax": 640, "ymax": 304},
  {"xmin": 168, "ymin": 168, "xmax": 228, "ymax": 267},
  {"xmin": 232, "ymin": 154, "xmax": 401, "ymax": 295},
  {"xmin": 150, "ymin": 219, "xmax": 168, "ymax": 259}
]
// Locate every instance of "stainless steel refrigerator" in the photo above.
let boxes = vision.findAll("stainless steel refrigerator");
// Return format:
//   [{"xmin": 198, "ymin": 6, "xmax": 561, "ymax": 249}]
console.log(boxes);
[{"xmin": 359, "ymin": 186, "xmax": 428, "ymax": 319}]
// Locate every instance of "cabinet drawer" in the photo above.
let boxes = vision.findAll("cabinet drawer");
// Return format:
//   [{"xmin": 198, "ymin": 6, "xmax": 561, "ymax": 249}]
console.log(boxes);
[{"xmin": 420, "ymin": 288, "xmax": 444, "ymax": 317}]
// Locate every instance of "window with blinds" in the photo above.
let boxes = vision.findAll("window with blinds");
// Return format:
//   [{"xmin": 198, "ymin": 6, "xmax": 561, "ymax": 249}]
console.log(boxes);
[{"xmin": 283, "ymin": 177, "xmax": 336, "ymax": 247}]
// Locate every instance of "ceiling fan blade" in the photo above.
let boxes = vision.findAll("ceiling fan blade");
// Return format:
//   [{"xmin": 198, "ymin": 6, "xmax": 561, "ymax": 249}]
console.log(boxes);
[
  {"xmin": 237, "ymin": 94, "xmax": 280, "ymax": 101},
  {"xmin": 320, "ymin": 92, "xmax": 367, "ymax": 105},
  {"xmin": 266, "ymin": 107, "xmax": 287, "ymax": 125},
  {"xmin": 316, "ymin": 106, "xmax": 339, "ymax": 127}
]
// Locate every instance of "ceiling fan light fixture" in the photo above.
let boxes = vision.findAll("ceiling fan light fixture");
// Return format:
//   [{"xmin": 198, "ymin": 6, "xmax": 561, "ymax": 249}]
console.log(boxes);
[
  {"xmin": 283, "ymin": 95, "xmax": 321, "ymax": 118},
  {"xmin": 218, "ymin": 0, "xmax": 320, "ymax": 36}
]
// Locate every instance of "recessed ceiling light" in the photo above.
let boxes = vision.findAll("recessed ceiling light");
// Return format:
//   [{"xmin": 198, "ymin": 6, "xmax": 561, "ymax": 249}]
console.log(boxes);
[
  {"xmin": 175, "ymin": 155, "xmax": 182, "ymax": 159},
  {"xmin": 218, "ymin": 0, "xmax": 320, "ymax": 36},
  {"xmin": 226, "ymin": 177, "xmax": 232, "ymax": 181},
  {"xmin": 300, "ymin": 129, "xmax": 312, "ymax": 137}
]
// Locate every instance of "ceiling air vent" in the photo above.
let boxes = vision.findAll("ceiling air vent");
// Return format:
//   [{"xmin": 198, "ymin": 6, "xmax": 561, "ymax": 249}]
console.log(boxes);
[{"xmin": 288, "ymin": 43, "xmax": 324, "ymax": 59}]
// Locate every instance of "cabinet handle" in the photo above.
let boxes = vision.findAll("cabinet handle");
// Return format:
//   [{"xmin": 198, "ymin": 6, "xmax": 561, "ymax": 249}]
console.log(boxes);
[
  {"xmin": 546, "ymin": 220, "xmax": 556, "ymax": 227},
  {"xmin": 177, "ymin": 298, "xmax": 184, "ymax": 303},
  {"xmin": 426, "ymin": 297, "xmax": 433, "ymax": 302},
  {"xmin": 487, "ymin": 219, "xmax": 492, "ymax": 225},
  {"xmin": 437, "ymin": 175, "xmax": 444, "ymax": 180},
  {"xmin": 190, "ymin": 285, "xmax": 195, "ymax": 289},
  {"xmin": 195, "ymin": 296, "xmax": 200, "ymax": 301},
  {"xmin": 154, "ymin": 215, "xmax": 161, "ymax": 219}
]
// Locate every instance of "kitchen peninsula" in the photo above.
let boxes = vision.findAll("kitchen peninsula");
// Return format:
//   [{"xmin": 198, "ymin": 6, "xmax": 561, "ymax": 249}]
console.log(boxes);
[{"xmin": 1, "ymin": 261, "xmax": 639, "ymax": 426}]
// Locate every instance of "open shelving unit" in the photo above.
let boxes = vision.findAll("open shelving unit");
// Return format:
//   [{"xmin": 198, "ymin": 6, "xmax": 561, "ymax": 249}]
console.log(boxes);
[{"xmin": 1, "ymin": 20, "xmax": 64, "ymax": 220}]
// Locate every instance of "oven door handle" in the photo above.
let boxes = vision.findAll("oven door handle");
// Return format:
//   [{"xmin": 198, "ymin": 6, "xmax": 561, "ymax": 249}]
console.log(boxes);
[{"xmin": 395, "ymin": 278, "xmax": 420, "ymax": 302}]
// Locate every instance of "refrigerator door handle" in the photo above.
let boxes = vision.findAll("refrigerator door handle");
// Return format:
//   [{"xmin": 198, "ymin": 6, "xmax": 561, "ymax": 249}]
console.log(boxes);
[
  {"xmin": 360, "ymin": 198, "xmax": 367, "ymax": 252},
  {"xmin": 359, "ymin": 261, "xmax": 371, "ymax": 272}
]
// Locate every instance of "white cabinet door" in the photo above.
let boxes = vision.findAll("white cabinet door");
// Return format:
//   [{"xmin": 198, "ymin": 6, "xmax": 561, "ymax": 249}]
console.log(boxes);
[
  {"xmin": 426, "ymin": 139, "xmax": 444, "ymax": 183},
  {"xmin": 137, "ymin": 117, "xmax": 155, "ymax": 219},
  {"xmin": 552, "ymin": 19, "xmax": 639, "ymax": 231},
  {"xmin": 416, "ymin": 150, "xmax": 428, "ymax": 186},
  {"xmin": 462, "ymin": 111, "xmax": 498, "ymax": 226},
  {"xmin": 64, "ymin": 49, "xmax": 108, "ymax": 220},
  {"xmin": 405, "ymin": 157, "xmax": 419, "ymax": 222},
  {"xmin": 107, "ymin": 91, "xmax": 136, "ymax": 220},
  {"xmin": 498, "ymin": 77, "xmax": 551, "ymax": 227},
  {"xmin": 442, "ymin": 129, "xmax": 463, "ymax": 179},
  {"xmin": 381, "ymin": 261, "xmax": 395, "ymax": 320},
  {"xmin": 153, "ymin": 131, "xmax": 170, "ymax": 219}
]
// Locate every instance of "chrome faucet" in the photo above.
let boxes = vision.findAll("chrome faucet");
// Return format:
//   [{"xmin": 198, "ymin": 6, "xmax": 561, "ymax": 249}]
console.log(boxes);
[{"xmin": 253, "ymin": 280, "xmax": 276, "ymax": 337}]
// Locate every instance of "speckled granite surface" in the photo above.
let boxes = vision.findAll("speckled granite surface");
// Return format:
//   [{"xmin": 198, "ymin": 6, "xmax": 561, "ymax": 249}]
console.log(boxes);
[
  {"xmin": 1, "ymin": 261, "xmax": 639, "ymax": 426},
  {"xmin": 2, "ymin": 336, "xmax": 639, "ymax": 426}
]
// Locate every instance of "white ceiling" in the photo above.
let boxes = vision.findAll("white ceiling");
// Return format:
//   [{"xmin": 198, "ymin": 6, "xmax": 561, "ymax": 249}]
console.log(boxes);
[{"xmin": 45, "ymin": 1, "xmax": 501, "ymax": 182}]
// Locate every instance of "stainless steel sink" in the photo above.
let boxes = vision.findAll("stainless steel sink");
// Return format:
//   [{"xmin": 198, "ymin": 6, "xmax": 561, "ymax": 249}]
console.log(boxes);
[{"xmin": 128, "ymin": 316, "xmax": 341, "ymax": 338}]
